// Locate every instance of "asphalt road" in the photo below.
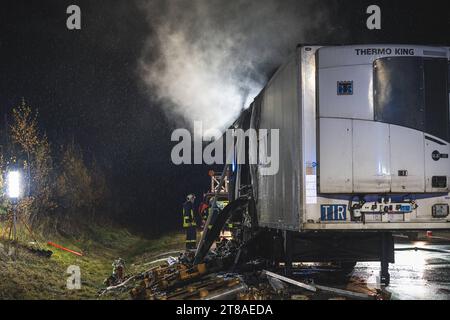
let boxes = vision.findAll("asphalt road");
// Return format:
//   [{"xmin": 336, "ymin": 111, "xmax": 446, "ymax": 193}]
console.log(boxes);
[{"xmin": 350, "ymin": 240, "xmax": 450, "ymax": 300}]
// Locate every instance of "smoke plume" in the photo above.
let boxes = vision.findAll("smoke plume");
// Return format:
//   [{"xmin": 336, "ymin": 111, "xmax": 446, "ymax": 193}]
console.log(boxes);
[{"xmin": 138, "ymin": 0, "xmax": 332, "ymax": 137}]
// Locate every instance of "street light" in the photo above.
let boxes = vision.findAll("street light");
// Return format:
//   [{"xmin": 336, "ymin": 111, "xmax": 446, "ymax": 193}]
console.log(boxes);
[
  {"xmin": 7, "ymin": 170, "xmax": 21, "ymax": 199},
  {"xmin": 6, "ymin": 169, "xmax": 21, "ymax": 243}
]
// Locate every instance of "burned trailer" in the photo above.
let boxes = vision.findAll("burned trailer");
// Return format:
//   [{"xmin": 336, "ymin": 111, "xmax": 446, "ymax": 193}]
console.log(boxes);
[{"xmin": 222, "ymin": 45, "xmax": 450, "ymax": 284}]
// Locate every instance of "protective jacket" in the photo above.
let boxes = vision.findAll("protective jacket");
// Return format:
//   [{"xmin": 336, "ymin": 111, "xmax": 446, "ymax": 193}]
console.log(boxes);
[{"xmin": 182, "ymin": 201, "xmax": 197, "ymax": 228}]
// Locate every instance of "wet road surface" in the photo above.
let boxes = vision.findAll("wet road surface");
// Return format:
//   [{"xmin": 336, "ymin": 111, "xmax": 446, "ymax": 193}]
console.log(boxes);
[{"xmin": 351, "ymin": 241, "xmax": 450, "ymax": 300}]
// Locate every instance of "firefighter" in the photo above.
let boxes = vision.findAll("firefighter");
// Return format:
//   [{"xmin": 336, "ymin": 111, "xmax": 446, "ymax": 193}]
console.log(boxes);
[
  {"xmin": 207, "ymin": 197, "xmax": 217, "ymax": 231},
  {"xmin": 207, "ymin": 197, "xmax": 227, "ymax": 241},
  {"xmin": 198, "ymin": 195, "xmax": 209, "ymax": 228},
  {"xmin": 183, "ymin": 194, "xmax": 197, "ymax": 250}
]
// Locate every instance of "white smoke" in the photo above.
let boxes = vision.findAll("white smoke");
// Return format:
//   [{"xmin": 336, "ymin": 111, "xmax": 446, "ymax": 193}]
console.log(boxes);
[{"xmin": 138, "ymin": 0, "xmax": 331, "ymax": 137}]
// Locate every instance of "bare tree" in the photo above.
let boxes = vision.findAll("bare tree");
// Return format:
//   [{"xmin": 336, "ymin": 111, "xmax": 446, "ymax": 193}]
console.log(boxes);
[{"xmin": 9, "ymin": 99, "xmax": 56, "ymax": 223}]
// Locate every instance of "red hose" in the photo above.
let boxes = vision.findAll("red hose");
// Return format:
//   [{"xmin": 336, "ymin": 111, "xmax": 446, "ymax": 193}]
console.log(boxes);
[{"xmin": 47, "ymin": 241, "xmax": 83, "ymax": 256}]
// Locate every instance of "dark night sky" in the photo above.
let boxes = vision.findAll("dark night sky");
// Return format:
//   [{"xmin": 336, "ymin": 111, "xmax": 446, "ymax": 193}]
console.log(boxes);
[{"xmin": 0, "ymin": 0, "xmax": 449, "ymax": 236}]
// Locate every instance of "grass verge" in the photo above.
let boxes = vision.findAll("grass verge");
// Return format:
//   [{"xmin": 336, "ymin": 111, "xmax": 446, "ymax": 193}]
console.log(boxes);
[{"xmin": 0, "ymin": 222, "xmax": 185, "ymax": 300}]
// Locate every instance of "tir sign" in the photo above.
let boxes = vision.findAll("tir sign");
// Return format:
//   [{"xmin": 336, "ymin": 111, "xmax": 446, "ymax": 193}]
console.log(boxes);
[{"xmin": 321, "ymin": 205, "xmax": 347, "ymax": 221}]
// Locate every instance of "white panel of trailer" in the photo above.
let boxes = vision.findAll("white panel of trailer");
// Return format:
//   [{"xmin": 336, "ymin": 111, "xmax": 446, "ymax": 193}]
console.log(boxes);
[
  {"xmin": 352, "ymin": 120, "xmax": 391, "ymax": 192},
  {"xmin": 389, "ymin": 125, "xmax": 425, "ymax": 192},
  {"xmin": 318, "ymin": 65, "xmax": 373, "ymax": 120},
  {"xmin": 319, "ymin": 118, "xmax": 353, "ymax": 193}
]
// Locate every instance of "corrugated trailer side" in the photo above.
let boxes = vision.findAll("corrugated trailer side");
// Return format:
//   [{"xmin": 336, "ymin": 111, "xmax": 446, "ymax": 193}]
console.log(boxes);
[{"xmin": 250, "ymin": 54, "xmax": 303, "ymax": 231}]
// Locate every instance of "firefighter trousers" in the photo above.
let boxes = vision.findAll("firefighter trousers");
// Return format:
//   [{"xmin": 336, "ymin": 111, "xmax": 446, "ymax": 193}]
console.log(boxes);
[{"xmin": 185, "ymin": 226, "xmax": 197, "ymax": 250}]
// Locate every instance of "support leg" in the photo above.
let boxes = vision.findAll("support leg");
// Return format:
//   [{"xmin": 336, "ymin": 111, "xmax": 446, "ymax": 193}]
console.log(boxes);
[
  {"xmin": 284, "ymin": 231, "xmax": 293, "ymax": 276},
  {"xmin": 380, "ymin": 258, "xmax": 390, "ymax": 286},
  {"xmin": 380, "ymin": 232, "xmax": 394, "ymax": 286}
]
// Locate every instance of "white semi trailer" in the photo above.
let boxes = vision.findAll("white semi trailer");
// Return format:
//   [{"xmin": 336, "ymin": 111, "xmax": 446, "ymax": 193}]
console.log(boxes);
[{"xmin": 195, "ymin": 45, "xmax": 450, "ymax": 284}]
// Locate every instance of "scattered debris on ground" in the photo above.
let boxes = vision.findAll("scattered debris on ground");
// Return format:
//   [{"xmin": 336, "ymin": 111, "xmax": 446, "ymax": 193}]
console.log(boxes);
[
  {"xmin": 104, "ymin": 258, "xmax": 128, "ymax": 287},
  {"xmin": 100, "ymin": 240, "xmax": 385, "ymax": 300}
]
